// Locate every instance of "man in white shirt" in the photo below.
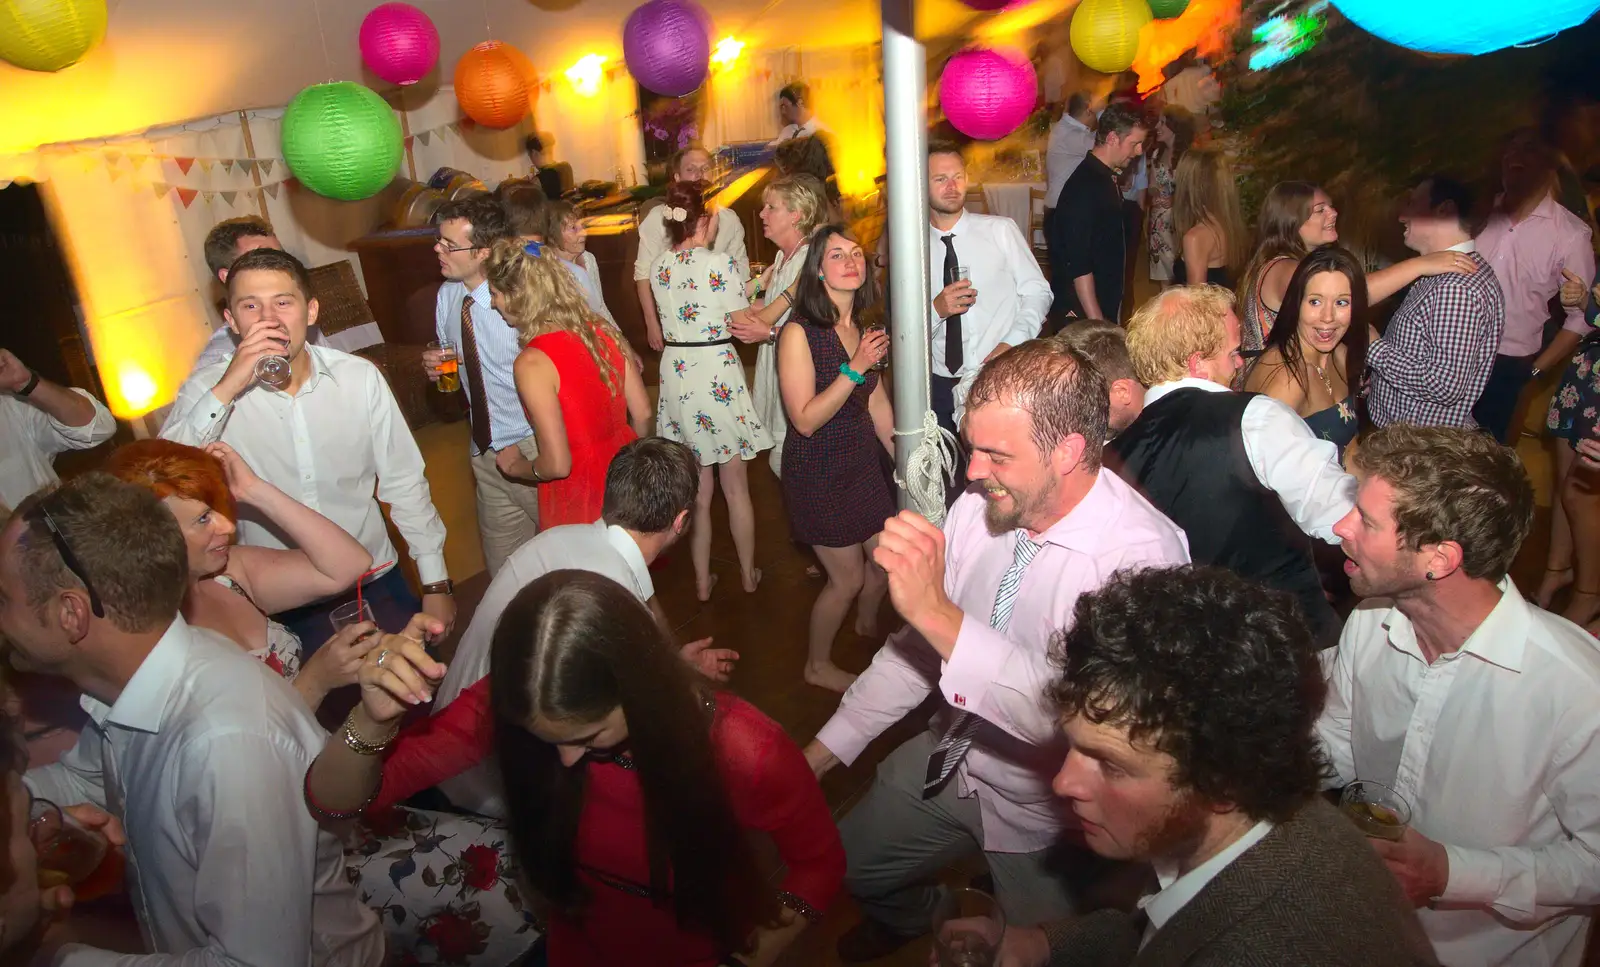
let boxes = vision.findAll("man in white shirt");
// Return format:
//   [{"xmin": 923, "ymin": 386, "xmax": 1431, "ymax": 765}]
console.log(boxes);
[
  {"xmin": 1318, "ymin": 424, "xmax": 1600, "ymax": 967},
  {"xmin": 193, "ymin": 216, "xmax": 329, "ymax": 373},
  {"xmin": 0, "ymin": 473, "xmax": 384, "ymax": 966},
  {"xmin": 161, "ymin": 248, "xmax": 454, "ymax": 649},
  {"xmin": 993, "ymin": 566, "xmax": 1436, "ymax": 966},
  {"xmin": 0, "ymin": 349, "xmax": 115, "ymax": 508},
  {"xmin": 926, "ymin": 141, "xmax": 1053, "ymax": 436},
  {"xmin": 420, "ymin": 196, "xmax": 542, "ymax": 578},
  {"xmin": 1108, "ymin": 285, "xmax": 1356, "ymax": 645},
  {"xmin": 635, "ymin": 145, "xmax": 749, "ymax": 351},
  {"xmin": 769, "ymin": 82, "xmax": 827, "ymax": 145}
]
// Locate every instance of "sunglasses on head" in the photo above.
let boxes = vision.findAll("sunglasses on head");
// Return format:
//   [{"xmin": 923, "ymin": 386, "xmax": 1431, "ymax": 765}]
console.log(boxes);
[{"xmin": 24, "ymin": 498, "xmax": 104, "ymax": 619}]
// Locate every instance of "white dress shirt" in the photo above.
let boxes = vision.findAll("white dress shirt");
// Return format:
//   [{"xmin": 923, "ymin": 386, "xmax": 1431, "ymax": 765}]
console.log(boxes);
[
  {"xmin": 435, "ymin": 278, "xmax": 535, "ymax": 456},
  {"xmin": 432, "ymin": 520, "xmax": 654, "ymax": 816},
  {"xmin": 1145, "ymin": 379, "xmax": 1355, "ymax": 542},
  {"xmin": 159, "ymin": 345, "xmax": 449, "ymax": 585},
  {"xmin": 633, "ymin": 206, "xmax": 749, "ymax": 283},
  {"xmin": 564, "ymin": 251, "xmax": 617, "ymax": 325},
  {"xmin": 28, "ymin": 618, "xmax": 385, "ymax": 966},
  {"xmin": 1140, "ymin": 820, "xmax": 1275, "ymax": 944},
  {"xmin": 929, "ymin": 211, "xmax": 1052, "ymax": 382},
  {"xmin": 0, "ymin": 389, "xmax": 115, "ymax": 507},
  {"xmin": 1317, "ymin": 582, "xmax": 1600, "ymax": 967},
  {"xmin": 1045, "ymin": 115, "xmax": 1094, "ymax": 208},
  {"xmin": 768, "ymin": 116, "xmax": 828, "ymax": 146}
]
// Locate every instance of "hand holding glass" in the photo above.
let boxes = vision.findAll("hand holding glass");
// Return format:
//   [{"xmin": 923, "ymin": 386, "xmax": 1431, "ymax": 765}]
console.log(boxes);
[
  {"xmin": 933, "ymin": 888, "xmax": 1005, "ymax": 967},
  {"xmin": 29, "ymin": 798, "xmax": 124, "ymax": 900},
  {"xmin": 428, "ymin": 340, "xmax": 460, "ymax": 393},
  {"xmin": 1340, "ymin": 780, "xmax": 1411, "ymax": 841},
  {"xmin": 330, "ymin": 599, "xmax": 377, "ymax": 636}
]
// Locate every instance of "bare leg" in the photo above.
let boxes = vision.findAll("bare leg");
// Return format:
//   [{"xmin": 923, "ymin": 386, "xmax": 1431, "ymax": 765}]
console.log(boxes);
[
  {"xmin": 806, "ymin": 543, "xmax": 866, "ymax": 693},
  {"xmin": 693, "ymin": 465, "xmax": 717, "ymax": 602},
  {"xmin": 1539, "ymin": 442, "xmax": 1578, "ymax": 608},
  {"xmin": 1561, "ymin": 456, "xmax": 1600, "ymax": 626},
  {"xmin": 854, "ymin": 533, "xmax": 889, "ymax": 637},
  {"xmin": 717, "ymin": 458, "xmax": 760, "ymax": 592}
]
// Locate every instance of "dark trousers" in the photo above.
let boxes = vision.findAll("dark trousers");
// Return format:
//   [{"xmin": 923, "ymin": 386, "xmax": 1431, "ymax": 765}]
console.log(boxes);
[
  {"xmin": 274, "ymin": 566, "xmax": 422, "ymax": 657},
  {"xmin": 930, "ymin": 373, "xmax": 971, "ymax": 506},
  {"xmin": 1471, "ymin": 352, "xmax": 1537, "ymax": 444}
]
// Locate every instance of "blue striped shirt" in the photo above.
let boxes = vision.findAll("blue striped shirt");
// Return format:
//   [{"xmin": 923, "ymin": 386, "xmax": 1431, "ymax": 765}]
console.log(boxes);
[{"xmin": 435, "ymin": 279, "xmax": 535, "ymax": 454}]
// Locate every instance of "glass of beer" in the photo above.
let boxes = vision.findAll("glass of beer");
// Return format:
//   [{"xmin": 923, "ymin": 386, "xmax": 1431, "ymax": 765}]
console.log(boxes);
[
  {"xmin": 1340, "ymin": 780, "xmax": 1410, "ymax": 841},
  {"xmin": 429, "ymin": 340, "xmax": 461, "ymax": 393},
  {"xmin": 933, "ymin": 888, "xmax": 1004, "ymax": 967},
  {"xmin": 30, "ymin": 798, "xmax": 124, "ymax": 900}
]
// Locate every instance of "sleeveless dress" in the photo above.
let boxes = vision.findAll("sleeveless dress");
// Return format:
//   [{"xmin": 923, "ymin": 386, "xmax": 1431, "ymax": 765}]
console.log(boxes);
[
  {"xmin": 779, "ymin": 320, "xmax": 897, "ymax": 547},
  {"xmin": 1147, "ymin": 157, "xmax": 1177, "ymax": 282},
  {"xmin": 1171, "ymin": 257, "xmax": 1233, "ymax": 290},
  {"xmin": 1303, "ymin": 395, "xmax": 1358, "ymax": 455},
  {"xmin": 650, "ymin": 247, "xmax": 772, "ymax": 466},
  {"xmin": 211, "ymin": 576, "xmax": 538, "ymax": 966},
  {"xmin": 526, "ymin": 326, "xmax": 637, "ymax": 528},
  {"xmin": 752, "ymin": 243, "xmax": 810, "ymax": 477},
  {"xmin": 1241, "ymin": 255, "xmax": 1293, "ymax": 353}
]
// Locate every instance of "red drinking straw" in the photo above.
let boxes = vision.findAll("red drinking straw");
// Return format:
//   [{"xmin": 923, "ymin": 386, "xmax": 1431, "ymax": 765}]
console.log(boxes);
[{"xmin": 356, "ymin": 561, "xmax": 394, "ymax": 620}]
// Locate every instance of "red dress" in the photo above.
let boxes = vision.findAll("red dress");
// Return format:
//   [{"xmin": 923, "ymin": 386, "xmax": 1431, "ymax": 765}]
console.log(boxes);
[
  {"xmin": 528, "ymin": 326, "xmax": 637, "ymax": 528},
  {"xmin": 375, "ymin": 684, "xmax": 844, "ymax": 966}
]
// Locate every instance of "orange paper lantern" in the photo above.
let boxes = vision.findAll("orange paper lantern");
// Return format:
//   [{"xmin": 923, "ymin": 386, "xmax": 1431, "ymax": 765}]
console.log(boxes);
[{"xmin": 454, "ymin": 41, "xmax": 531, "ymax": 128}]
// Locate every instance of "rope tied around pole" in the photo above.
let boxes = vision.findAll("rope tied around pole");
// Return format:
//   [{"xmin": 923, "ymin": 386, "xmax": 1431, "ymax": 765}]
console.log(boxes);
[{"xmin": 893, "ymin": 409, "xmax": 959, "ymax": 525}]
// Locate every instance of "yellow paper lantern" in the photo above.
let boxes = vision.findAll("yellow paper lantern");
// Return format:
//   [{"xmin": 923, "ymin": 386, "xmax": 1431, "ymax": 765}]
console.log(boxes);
[
  {"xmin": 454, "ymin": 41, "xmax": 531, "ymax": 129},
  {"xmin": 0, "ymin": 0, "xmax": 108, "ymax": 72},
  {"xmin": 1070, "ymin": 0, "xmax": 1152, "ymax": 75}
]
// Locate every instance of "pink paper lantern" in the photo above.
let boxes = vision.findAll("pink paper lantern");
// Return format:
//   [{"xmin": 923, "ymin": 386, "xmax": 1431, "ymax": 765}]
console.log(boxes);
[
  {"xmin": 623, "ymin": 0, "xmax": 712, "ymax": 97},
  {"xmin": 359, "ymin": 3, "xmax": 440, "ymax": 86},
  {"xmin": 939, "ymin": 48, "xmax": 1038, "ymax": 141}
]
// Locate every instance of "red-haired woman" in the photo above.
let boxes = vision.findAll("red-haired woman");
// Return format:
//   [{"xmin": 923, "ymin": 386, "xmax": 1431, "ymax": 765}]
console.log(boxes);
[{"xmin": 104, "ymin": 439, "xmax": 540, "ymax": 965}]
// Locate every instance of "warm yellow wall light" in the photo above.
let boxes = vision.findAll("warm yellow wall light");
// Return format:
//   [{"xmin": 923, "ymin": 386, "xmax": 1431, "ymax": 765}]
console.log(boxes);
[
  {"xmin": 565, "ymin": 54, "xmax": 607, "ymax": 96},
  {"xmin": 710, "ymin": 36, "xmax": 745, "ymax": 70}
]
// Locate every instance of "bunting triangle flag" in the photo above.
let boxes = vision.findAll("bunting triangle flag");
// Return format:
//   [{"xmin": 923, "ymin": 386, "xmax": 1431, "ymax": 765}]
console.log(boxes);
[
  {"xmin": 202, "ymin": 190, "xmax": 216, "ymax": 204},
  {"xmin": 264, "ymin": 184, "xmax": 280, "ymax": 200},
  {"xmin": 259, "ymin": 159, "xmax": 275, "ymax": 176},
  {"xmin": 104, "ymin": 150, "xmax": 122, "ymax": 167},
  {"xmin": 176, "ymin": 187, "xmax": 199, "ymax": 208},
  {"xmin": 418, "ymin": 131, "xmax": 432, "ymax": 146},
  {"xmin": 107, "ymin": 165, "xmax": 122, "ymax": 182},
  {"xmin": 175, "ymin": 157, "xmax": 195, "ymax": 175},
  {"xmin": 220, "ymin": 190, "xmax": 237, "ymax": 206},
  {"xmin": 199, "ymin": 159, "xmax": 215, "ymax": 173},
  {"xmin": 238, "ymin": 159, "xmax": 257, "ymax": 177},
  {"xmin": 151, "ymin": 181, "xmax": 169, "ymax": 198},
  {"xmin": 222, "ymin": 159, "xmax": 235, "ymax": 174}
]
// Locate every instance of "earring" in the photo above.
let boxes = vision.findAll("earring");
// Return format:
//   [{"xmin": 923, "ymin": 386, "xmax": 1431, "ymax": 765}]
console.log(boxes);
[{"xmin": 1426, "ymin": 571, "xmax": 1435, "ymax": 580}]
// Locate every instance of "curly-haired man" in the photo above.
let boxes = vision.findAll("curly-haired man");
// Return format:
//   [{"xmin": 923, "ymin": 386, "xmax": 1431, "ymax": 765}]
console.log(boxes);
[
  {"xmin": 1319, "ymin": 424, "xmax": 1600, "ymax": 966},
  {"xmin": 993, "ymin": 566, "xmax": 1437, "ymax": 966}
]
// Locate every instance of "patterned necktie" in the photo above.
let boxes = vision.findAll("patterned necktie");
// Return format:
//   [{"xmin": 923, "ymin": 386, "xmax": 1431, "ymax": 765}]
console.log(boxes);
[
  {"xmin": 941, "ymin": 234, "xmax": 964, "ymax": 374},
  {"xmin": 460, "ymin": 295, "xmax": 494, "ymax": 455},
  {"xmin": 923, "ymin": 531, "xmax": 1041, "ymax": 795}
]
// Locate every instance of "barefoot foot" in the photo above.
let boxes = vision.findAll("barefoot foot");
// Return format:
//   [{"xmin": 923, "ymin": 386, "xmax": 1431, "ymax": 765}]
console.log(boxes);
[
  {"xmin": 853, "ymin": 609, "xmax": 879, "ymax": 637},
  {"xmin": 804, "ymin": 662, "xmax": 858, "ymax": 693},
  {"xmin": 742, "ymin": 568, "xmax": 763, "ymax": 594},
  {"xmin": 1537, "ymin": 567, "xmax": 1574, "ymax": 609},
  {"xmin": 696, "ymin": 572, "xmax": 719, "ymax": 603},
  {"xmin": 1562, "ymin": 589, "xmax": 1600, "ymax": 628}
]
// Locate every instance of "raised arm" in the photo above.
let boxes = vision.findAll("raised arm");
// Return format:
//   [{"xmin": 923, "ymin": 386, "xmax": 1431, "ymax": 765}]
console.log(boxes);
[
  {"xmin": 0, "ymin": 351, "xmax": 113, "ymax": 444},
  {"xmin": 1367, "ymin": 250, "xmax": 1479, "ymax": 303},
  {"xmin": 1239, "ymin": 394, "xmax": 1356, "ymax": 543}
]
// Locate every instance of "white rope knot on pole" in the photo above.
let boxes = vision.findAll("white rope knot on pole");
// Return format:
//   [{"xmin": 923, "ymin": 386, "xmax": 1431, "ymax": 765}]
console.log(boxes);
[{"xmin": 893, "ymin": 410, "xmax": 959, "ymax": 525}]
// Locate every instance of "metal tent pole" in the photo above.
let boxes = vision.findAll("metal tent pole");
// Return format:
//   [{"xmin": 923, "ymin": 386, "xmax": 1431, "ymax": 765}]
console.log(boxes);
[{"xmin": 880, "ymin": 0, "xmax": 934, "ymax": 510}]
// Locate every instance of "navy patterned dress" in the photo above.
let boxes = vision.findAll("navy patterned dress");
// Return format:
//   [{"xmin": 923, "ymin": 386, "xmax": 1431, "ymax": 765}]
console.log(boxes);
[{"xmin": 780, "ymin": 319, "xmax": 896, "ymax": 547}]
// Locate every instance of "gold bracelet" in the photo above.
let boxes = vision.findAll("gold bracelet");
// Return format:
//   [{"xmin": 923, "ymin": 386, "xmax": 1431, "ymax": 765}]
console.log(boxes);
[{"xmin": 341, "ymin": 710, "xmax": 398, "ymax": 756}]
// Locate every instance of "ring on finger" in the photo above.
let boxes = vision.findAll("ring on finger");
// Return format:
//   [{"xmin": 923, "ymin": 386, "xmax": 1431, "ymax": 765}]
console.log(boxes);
[{"xmin": 375, "ymin": 648, "xmax": 391, "ymax": 668}]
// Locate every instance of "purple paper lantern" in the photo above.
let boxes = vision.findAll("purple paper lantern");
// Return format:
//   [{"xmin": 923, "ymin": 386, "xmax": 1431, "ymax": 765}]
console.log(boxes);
[
  {"xmin": 939, "ymin": 48, "xmax": 1038, "ymax": 142},
  {"xmin": 359, "ymin": 3, "xmax": 440, "ymax": 86},
  {"xmin": 623, "ymin": 0, "xmax": 712, "ymax": 97}
]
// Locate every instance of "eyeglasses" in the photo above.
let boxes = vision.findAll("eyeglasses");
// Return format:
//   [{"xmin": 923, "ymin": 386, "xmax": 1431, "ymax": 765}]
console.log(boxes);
[
  {"xmin": 434, "ymin": 236, "xmax": 481, "ymax": 254},
  {"xmin": 25, "ymin": 499, "xmax": 104, "ymax": 619}
]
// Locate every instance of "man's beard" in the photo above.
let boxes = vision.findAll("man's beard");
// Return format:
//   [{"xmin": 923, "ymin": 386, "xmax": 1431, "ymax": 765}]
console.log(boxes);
[
  {"xmin": 930, "ymin": 196, "xmax": 964, "ymax": 216},
  {"xmin": 1130, "ymin": 789, "xmax": 1212, "ymax": 863},
  {"xmin": 981, "ymin": 478, "xmax": 1052, "ymax": 536}
]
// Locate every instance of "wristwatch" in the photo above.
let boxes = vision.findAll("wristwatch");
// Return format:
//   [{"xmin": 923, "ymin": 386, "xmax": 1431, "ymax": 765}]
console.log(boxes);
[
  {"xmin": 420, "ymin": 579, "xmax": 454, "ymax": 596},
  {"xmin": 15, "ymin": 370, "xmax": 39, "ymax": 397}
]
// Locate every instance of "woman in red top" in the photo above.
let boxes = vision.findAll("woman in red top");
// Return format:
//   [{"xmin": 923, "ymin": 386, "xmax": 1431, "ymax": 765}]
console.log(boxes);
[
  {"xmin": 486, "ymin": 240, "xmax": 651, "ymax": 527},
  {"xmin": 305, "ymin": 573, "xmax": 843, "ymax": 966}
]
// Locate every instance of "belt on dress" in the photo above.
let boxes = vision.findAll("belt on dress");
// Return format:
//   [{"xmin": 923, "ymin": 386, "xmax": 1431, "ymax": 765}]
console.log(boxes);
[{"xmin": 663, "ymin": 337, "xmax": 735, "ymax": 347}]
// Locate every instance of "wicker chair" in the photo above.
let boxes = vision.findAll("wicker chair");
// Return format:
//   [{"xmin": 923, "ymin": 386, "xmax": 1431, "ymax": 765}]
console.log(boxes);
[{"xmin": 307, "ymin": 259, "xmax": 437, "ymax": 431}]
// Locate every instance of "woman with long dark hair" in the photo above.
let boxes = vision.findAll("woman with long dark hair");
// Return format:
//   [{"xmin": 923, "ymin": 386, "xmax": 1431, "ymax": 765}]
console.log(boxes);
[
  {"xmin": 304, "ymin": 574, "xmax": 843, "ymax": 967},
  {"xmin": 1244, "ymin": 244, "xmax": 1369, "ymax": 455}
]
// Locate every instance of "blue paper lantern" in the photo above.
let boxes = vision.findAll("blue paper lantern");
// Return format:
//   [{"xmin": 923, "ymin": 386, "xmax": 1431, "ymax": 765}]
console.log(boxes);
[{"xmin": 1330, "ymin": 0, "xmax": 1600, "ymax": 55}]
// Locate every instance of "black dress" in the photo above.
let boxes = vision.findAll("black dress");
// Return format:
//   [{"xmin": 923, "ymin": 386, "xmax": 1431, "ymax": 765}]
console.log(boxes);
[
  {"xmin": 780, "ymin": 320, "xmax": 897, "ymax": 547},
  {"xmin": 1171, "ymin": 256, "xmax": 1233, "ymax": 290}
]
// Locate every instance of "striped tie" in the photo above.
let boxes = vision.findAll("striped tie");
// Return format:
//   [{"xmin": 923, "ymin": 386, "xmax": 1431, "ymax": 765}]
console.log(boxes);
[{"xmin": 923, "ymin": 532, "xmax": 1041, "ymax": 795}]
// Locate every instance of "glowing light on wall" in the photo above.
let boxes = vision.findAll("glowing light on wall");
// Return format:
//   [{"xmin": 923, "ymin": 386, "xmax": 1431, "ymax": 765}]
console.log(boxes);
[
  {"xmin": 115, "ymin": 361, "xmax": 158, "ymax": 413},
  {"xmin": 1132, "ymin": 0, "xmax": 1242, "ymax": 94},
  {"xmin": 710, "ymin": 36, "xmax": 744, "ymax": 70},
  {"xmin": 565, "ymin": 54, "xmax": 607, "ymax": 96}
]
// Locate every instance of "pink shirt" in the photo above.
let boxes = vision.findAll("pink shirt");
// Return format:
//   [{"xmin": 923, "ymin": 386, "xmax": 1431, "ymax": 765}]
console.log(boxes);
[
  {"xmin": 1475, "ymin": 192, "xmax": 1595, "ymax": 357},
  {"xmin": 815, "ymin": 472, "xmax": 1189, "ymax": 852}
]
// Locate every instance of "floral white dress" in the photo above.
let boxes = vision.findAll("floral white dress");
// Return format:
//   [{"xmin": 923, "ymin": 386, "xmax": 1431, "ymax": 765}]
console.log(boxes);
[
  {"xmin": 751, "ymin": 243, "xmax": 809, "ymax": 477},
  {"xmin": 651, "ymin": 246, "xmax": 772, "ymax": 466}
]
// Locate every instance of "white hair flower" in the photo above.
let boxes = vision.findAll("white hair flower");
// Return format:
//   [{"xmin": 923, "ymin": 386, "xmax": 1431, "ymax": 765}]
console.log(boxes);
[{"xmin": 663, "ymin": 206, "xmax": 689, "ymax": 222}]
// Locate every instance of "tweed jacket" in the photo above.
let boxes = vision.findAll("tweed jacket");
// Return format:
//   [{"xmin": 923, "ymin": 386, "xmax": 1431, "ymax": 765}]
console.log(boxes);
[{"xmin": 1044, "ymin": 798, "xmax": 1439, "ymax": 966}]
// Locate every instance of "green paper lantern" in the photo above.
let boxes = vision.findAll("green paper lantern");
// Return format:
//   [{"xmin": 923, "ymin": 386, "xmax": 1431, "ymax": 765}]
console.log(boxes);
[
  {"xmin": 1148, "ymin": 0, "xmax": 1189, "ymax": 17},
  {"xmin": 0, "ymin": 0, "xmax": 108, "ymax": 72},
  {"xmin": 281, "ymin": 82, "xmax": 403, "ymax": 202},
  {"xmin": 1070, "ymin": 0, "xmax": 1152, "ymax": 74}
]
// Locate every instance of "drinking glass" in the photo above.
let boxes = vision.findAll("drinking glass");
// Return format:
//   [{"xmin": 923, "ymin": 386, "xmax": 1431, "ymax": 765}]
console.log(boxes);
[
  {"xmin": 933, "ymin": 888, "xmax": 1004, "ymax": 967},
  {"xmin": 429, "ymin": 340, "xmax": 461, "ymax": 393},
  {"xmin": 30, "ymin": 798, "xmax": 123, "ymax": 900},
  {"xmin": 330, "ymin": 599, "xmax": 377, "ymax": 636},
  {"xmin": 861, "ymin": 307, "xmax": 890, "ymax": 372},
  {"xmin": 253, "ymin": 354, "xmax": 291, "ymax": 389},
  {"xmin": 1340, "ymin": 780, "xmax": 1411, "ymax": 841}
]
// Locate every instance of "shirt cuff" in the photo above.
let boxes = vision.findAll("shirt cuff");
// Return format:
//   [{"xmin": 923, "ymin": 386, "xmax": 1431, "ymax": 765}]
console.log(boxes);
[
  {"xmin": 940, "ymin": 615, "xmax": 1004, "ymax": 713},
  {"xmin": 1440, "ymin": 844, "xmax": 1504, "ymax": 906},
  {"xmin": 1562, "ymin": 309, "xmax": 1593, "ymax": 336},
  {"xmin": 814, "ymin": 713, "xmax": 873, "ymax": 767},
  {"xmin": 413, "ymin": 552, "xmax": 449, "ymax": 586}
]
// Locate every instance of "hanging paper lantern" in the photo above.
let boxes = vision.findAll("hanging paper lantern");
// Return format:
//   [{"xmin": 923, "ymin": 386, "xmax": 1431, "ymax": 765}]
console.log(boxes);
[
  {"xmin": 454, "ymin": 41, "xmax": 531, "ymax": 128},
  {"xmin": 1330, "ymin": 0, "xmax": 1600, "ymax": 54},
  {"xmin": 939, "ymin": 48, "xmax": 1038, "ymax": 142},
  {"xmin": 622, "ymin": 0, "xmax": 712, "ymax": 98},
  {"xmin": 0, "ymin": 0, "xmax": 108, "ymax": 72},
  {"xmin": 1148, "ymin": 0, "xmax": 1189, "ymax": 18},
  {"xmin": 359, "ymin": 3, "xmax": 439, "ymax": 86},
  {"xmin": 958, "ymin": 0, "xmax": 1015, "ymax": 11},
  {"xmin": 281, "ymin": 82, "xmax": 403, "ymax": 202},
  {"xmin": 1070, "ymin": 0, "xmax": 1152, "ymax": 74}
]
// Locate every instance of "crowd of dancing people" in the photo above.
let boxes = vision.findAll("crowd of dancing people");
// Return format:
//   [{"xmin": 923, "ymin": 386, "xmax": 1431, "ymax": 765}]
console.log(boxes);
[{"xmin": 0, "ymin": 86, "xmax": 1598, "ymax": 967}]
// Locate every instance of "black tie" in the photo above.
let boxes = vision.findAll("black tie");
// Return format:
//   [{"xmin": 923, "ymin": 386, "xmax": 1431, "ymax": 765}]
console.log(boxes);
[{"xmin": 941, "ymin": 234, "xmax": 963, "ymax": 374}]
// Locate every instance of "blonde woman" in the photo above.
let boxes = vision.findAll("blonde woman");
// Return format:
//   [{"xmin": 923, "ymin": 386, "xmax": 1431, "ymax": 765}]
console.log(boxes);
[
  {"xmin": 487, "ymin": 240, "xmax": 651, "ymax": 527},
  {"xmin": 729, "ymin": 174, "xmax": 827, "ymax": 476},
  {"xmin": 1173, "ymin": 146, "xmax": 1248, "ymax": 289}
]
